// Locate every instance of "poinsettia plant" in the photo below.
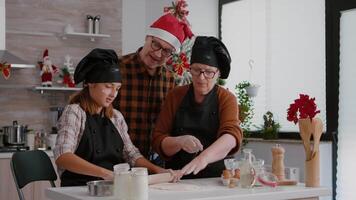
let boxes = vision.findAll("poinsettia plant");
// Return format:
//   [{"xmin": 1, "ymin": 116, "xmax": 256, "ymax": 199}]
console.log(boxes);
[
  {"xmin": 164, "ymin": 0, "xmax": 193, "ymax": 86},
  {"xmin": 287, "ymin": 94, "xmax": 320, "ymax": 124}
]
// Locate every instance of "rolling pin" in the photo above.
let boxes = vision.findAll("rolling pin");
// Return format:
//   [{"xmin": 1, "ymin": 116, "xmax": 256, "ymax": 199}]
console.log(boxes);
[{"xmin": 148, "ymin": 173, "xmax": 173, "ymax": 185}]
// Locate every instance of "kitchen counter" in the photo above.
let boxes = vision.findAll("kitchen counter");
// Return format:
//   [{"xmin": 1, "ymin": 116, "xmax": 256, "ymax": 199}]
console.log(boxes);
[
  {"xmin": 0, "ymin": 150, "xmax": 53, "ymax": 159},
  {"xmin": 46, "ymin": 178, "xmax": 331, "ymax": 200}
]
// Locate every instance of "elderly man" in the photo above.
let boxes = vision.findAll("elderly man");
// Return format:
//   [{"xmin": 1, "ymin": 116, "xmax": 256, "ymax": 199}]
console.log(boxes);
[{"xmin": 114, "ymin": 13, "xmax": 193, "ymax": 161}]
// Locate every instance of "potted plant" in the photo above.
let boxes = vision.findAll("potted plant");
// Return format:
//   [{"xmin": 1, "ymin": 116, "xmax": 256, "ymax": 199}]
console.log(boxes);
[
  {"xmin": 235, "ymin": 81, "xmax": 255, "ymax": 145},
  {"xmin": 257, "ymin": 111, "xmax": 281, "ymax": 140}
]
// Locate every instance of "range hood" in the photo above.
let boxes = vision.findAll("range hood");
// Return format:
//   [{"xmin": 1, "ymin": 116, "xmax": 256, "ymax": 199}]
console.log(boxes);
[
  {"xmin": 0, "ymin": 50, "xmax": 35, "ymax": 68},
  {"xmin": 0, "ymin": 0, "xmax": 35, "ymax": 68}
]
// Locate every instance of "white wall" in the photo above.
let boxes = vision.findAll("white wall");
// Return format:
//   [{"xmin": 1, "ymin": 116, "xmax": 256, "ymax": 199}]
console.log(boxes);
[
  {"xmin": 121, "ymin": 0, "xmax": 218, "ymax": 54},
  {"xmin": 122, "ymin": 0, "xmax": 146, "ymax": 55},
  {"xmin": 0, "ymin": 0, "xmax": 5, "ymax": 49}
]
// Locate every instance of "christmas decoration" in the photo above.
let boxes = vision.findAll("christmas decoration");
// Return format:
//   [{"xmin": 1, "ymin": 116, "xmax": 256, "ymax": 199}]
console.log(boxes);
[
  {"xmin": 59, "ymin": 67, "xmax": 75, "ymax": 87},
  {"xmin": 0, "ymin": 62, "xmax": 11, "ymax": 79},
  {"xmin": 163, "ymin": 0, "xmax": 194, "ymax": 85},
  {"xmin": 287, "ymin": 94, "xmax": 320, "ymax": 124},
  {"xmin": 38, "ymin": 49, "xmax": 58, "ymax": 87}
]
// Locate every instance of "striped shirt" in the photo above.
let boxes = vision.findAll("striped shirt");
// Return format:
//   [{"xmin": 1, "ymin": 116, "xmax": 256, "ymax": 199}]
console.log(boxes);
[
  {"xmin": 114, "ymin": 50, "xmax": 175, "ymax": 158},
  {"xmin": 53, "ymin": 104, "xmax": 142, "ymax": 177}
]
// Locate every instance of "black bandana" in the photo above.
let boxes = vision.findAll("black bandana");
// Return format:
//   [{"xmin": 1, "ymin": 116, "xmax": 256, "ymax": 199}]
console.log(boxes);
[
  {"xmin": 190, "ymin": 36, "xmax": 231, "ymax": 79},
  {"xmin": 74, "ymin": 48, "xmax": 121, "ymax": 84}
]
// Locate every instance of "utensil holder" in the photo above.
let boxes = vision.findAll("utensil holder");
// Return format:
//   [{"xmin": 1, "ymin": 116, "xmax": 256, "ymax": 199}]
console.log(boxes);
[{"xmin": 305, "ymin": 151, "xmax": 320, "ymax": 187}]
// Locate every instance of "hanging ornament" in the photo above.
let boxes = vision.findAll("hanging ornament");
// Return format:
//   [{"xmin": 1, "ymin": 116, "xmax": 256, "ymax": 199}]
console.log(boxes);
[{"xmin": 0, "ymin": 62, "xmax": 11, "ymax": 80}]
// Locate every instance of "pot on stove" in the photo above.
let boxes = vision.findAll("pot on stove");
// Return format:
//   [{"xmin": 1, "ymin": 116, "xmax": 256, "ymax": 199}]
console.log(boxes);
[{"xmin": 1, "ymin": 121, "xmax": 29, "ymax": 146}]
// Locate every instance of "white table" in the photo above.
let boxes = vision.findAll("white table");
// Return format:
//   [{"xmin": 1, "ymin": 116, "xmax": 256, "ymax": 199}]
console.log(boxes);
[{"xmin": 46, "ymin": 178, "xmax": 331, "ymax": 200}]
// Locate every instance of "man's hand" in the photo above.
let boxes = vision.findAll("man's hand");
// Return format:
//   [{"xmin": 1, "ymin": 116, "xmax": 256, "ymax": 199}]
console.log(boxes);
[{"xmin": 177, "ymin": 135, "xmax": 203, "ymax": 153}]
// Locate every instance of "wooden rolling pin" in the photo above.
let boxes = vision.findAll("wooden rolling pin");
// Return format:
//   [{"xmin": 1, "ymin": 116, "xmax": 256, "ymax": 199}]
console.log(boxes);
[{"xmin": 148, "ymin": 173, "xmax": 173, "ymax": 185}]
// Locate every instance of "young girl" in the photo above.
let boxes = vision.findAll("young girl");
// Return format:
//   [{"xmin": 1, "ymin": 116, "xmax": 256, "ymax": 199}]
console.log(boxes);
[{"xmin": 54, "ymin": 48, "xmax": 176, "ymax": 186}]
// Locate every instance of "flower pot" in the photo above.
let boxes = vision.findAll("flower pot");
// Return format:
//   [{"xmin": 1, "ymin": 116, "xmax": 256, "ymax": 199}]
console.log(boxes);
[{"xmin": 246, "ymin": 85, "xmax": 260, "ymax": 97}]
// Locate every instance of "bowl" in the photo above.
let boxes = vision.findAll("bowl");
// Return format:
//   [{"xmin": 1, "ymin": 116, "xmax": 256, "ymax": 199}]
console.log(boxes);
[{"xmin": 87, "ymin": 180, "xmax": 113, "ymax": 196}]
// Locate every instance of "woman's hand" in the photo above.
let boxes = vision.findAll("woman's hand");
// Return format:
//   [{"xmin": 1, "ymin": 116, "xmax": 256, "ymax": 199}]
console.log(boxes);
[
  {"xmin": 100, "ymin": 168, "xmax": 114, "ymax": 180},
  {"xmin": 180, "ymin": 155, "xmax": 208, "ymax": 176},
  {"xmin": 158, "ymin": 168, "xmax": 183, "ymax": 182},
  {"xmin": 167, "ymin": 169, "xmax": 183, "ymax": 182},
  {"xmin": 177, "ymin": 135, "xmax": 203, "ymax": 153}
]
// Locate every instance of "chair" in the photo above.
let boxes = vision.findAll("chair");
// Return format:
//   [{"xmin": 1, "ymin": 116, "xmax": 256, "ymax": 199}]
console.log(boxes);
[{"xmin": 10, "ymin": 150, "xmax": 57, "ymax": 200}]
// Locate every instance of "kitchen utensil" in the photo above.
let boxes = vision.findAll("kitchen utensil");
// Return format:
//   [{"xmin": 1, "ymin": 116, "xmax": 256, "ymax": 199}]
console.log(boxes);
[
  {"xmin": 87, "ymin": 180, "xmax": 113, "ymax": 197},
  {"xmin": 312, "ymin": 118, "xmax": 323, "ymax": 158},
  {"xmin": 257, "ymin": 172, "xmax": 278, "ymax": 187},
  {"xmin": 148, "ymin": 173, "xmax": 173, "ymax": 185},
  {"xmin": 298, "ymin": 118, "xmax": 313, "ymax": 160},
  {"xmin": 2, "ymin": 121, "xmax": 30, "ymax": 146},
  {"xmin": 271, "ymin": 144, "xmax": 285, "ymax": 180}
]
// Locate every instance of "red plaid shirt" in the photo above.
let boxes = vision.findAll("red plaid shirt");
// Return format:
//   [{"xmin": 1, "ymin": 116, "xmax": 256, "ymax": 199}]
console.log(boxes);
[{"xmin": 115, "ymin": 49, "xmax": 175, "ymax": 157}]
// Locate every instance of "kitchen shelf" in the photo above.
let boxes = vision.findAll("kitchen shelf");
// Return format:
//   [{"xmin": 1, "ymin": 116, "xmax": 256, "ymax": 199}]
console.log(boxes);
[
  {"xmin": 60, "ymin": 32, "xmax": 111, "ymax": 42},
  {"xmin": 34, "ymin": 86, "xmax": 82, "ymax": 94},
  {"xmin": 7, "ymin": 30, "xmax": 55, "ymax": 37}
]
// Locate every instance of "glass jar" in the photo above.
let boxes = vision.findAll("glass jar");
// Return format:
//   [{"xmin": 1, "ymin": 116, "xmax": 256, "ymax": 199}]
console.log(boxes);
[
  {"xmin": 113, "ymin": 163, "xmax": 131, "ymax": 200},
  {"xmin": 131, "ymin": 167, "xmax": 148, "ymax": 200}
]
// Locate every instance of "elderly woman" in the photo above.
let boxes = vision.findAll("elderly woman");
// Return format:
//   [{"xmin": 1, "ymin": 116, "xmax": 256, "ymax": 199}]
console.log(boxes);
[
  {"xmin": 54, "ymin": 48, "xmax": 176, "ymax": 186},
  {"xmin": 152, "ymin": 36, "xmax": 243, "ymax": 178}
]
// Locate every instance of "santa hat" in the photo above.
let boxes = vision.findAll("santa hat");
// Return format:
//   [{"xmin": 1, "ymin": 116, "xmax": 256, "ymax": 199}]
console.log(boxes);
[
  {"xmin": 43, "ymin": 49, "xmax": 49, "ymax": 60},
  {"xmin": 147, "ymin": 13, "xmax": 193, "ymax": 51}
]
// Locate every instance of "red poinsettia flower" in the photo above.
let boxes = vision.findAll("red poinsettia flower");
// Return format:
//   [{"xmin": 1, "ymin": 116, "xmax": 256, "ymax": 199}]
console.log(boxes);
[
  {"xmin": 287, "ymin": 94, "xmax": 320, "ymax": 124},
  {"xmin": 172, "ymin": 52, "xmax": 190, "ymax": 76}
]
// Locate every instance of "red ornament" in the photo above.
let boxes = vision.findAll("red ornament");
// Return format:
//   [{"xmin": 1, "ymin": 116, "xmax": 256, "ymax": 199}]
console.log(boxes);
[{"xmin": 0, "ymin": 62, "xmax": 11, "ymax": 79}]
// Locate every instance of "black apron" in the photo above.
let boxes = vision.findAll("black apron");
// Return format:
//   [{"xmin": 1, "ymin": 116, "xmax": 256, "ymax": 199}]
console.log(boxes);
[
  {"xmin": 165, "ymin": 85, "xmax": 225, "ymax": 179},
  {"xmin": 61, "ymin": 113, "xmax": 125, "ymax": 186}
]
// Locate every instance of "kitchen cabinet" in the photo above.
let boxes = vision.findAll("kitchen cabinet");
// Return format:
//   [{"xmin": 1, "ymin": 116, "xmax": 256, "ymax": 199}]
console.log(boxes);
[{"xmin": 0, "ymin": 152, "xmax": 60, "ymax": 200}]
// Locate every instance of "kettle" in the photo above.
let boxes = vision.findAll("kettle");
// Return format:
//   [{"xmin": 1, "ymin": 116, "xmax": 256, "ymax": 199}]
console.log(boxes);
[{"xmin": 1, "ymin": 121, "xmax": 30, "ymax": 146}]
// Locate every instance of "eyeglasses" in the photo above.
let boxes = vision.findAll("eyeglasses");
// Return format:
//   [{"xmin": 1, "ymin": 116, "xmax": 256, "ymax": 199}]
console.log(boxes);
[
  {"xmin": 151, "ymin": 39, "xmax": 174, "ymax": 57},
  {"xmin": 189, "ymin": 68, "xmax": 218, "ymax": 79}
]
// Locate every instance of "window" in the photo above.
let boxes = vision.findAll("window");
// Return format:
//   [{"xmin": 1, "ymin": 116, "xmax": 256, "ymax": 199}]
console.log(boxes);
[{"xmin": 219, "ymin": 0, "xmax": 326, "ymax": 132}]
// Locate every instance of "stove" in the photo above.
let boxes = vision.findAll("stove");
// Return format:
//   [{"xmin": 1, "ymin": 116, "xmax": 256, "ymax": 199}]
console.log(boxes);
[{"xmin": 0, "ymin": 146, "xmax": 30, "ymax": 152}]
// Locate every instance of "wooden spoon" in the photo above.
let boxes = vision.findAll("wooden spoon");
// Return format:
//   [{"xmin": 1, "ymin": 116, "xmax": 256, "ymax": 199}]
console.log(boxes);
[
  {"xmin": 298, "ymin": 118, "xmax": 313, "ymax": 160},
  {"xmin": 312, "ymin": 117, "xmax": 323, "ymax": 158}
]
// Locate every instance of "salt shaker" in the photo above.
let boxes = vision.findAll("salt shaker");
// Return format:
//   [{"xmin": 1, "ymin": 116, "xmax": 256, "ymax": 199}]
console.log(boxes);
[
  {"xmin": 113, "ymin": 163, "xmax": 131, "ymax": 200},
  {"xmin": 271, "ymin": 144, "xmax": 285, "ymax": 180},
  {"xmin": 87, "ymin": 15, "xmax": 94, "ymax": 34},
  {"xmin": 131, "ymin": 167, "xmax": 148, "ymax": 200},
  {"xmin": 94, "ymin": 15, "xmax": 101, "ymax": 34}
]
